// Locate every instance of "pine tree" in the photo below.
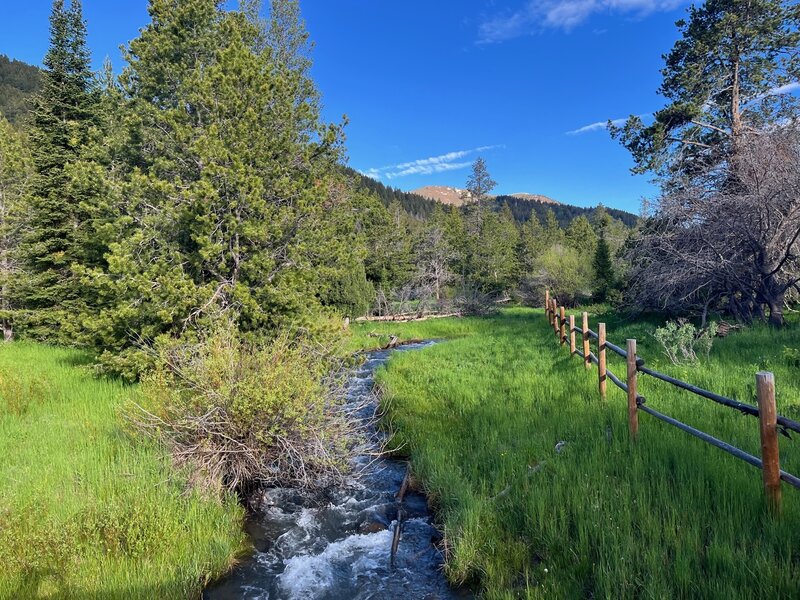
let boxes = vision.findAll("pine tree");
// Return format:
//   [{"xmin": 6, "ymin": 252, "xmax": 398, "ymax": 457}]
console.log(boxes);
[
  {"xmin": 84, "ymin": 0, "xmax": 355, "ymax": 373},
  {"xmin": 542, "ymin": 208, "xmax": 564, "ymax": 246},
  {"xmin": 612, "ymin": 0, "xmax": 800, "ymax": 180},
  {"xmin": 518, "ymin": 209, "xmax": 546, "ymax": 277},
  {"xmin": 565, "ymin": 215, "xmax": 598, "ymax": 257},
  {"xmin": 19, "ymin": 0, "xmax": 95, "ymax": 340},
  {"xmin": 592, "ymin": 234, "xmax": 615, "ymax": 303}
]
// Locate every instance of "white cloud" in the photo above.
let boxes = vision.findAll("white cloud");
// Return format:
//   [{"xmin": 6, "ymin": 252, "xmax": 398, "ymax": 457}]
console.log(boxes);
[
  {"xmin": 768, "ymin": 82, "xmax": 800, "ymax": 96},
  {"xmin": 363, "ymin": 145, "xmax": 503, "ymax": 180},
  {"xmin": 566, "ymin": 113, "xmax": 653, "ymax": 135},
  {"xmin": 479, "ymin": 0, "xmax": 686, "ymax": 42}
]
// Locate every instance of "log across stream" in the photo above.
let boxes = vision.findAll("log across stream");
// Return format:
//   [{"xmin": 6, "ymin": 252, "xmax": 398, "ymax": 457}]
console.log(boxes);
[{"xmin": 204, "ymin": 342, "xmax": 472, "ymax": 600}]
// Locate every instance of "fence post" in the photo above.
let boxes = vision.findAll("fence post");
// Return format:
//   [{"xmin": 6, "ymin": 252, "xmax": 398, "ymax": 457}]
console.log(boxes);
[
  {"xmin": 569, "ymin": 315, "xmax": 576, "ymax": 355},
  {"xmin": 552, "ymin": 300, "xmax": 559, "ymax": 340},
  {"xmin": 598, "ymin": 323, "xmax": 607, "ymax": 400},
  {"xmin": 559, "ymin": 306, "xmax": 566, "ymax": 346},
  {"xmin": 756, "ymin": 371, "xmax": 782, "ymax": 516},
  {"xmin": 545, "ymin": 290, "xmax": 550, "ymax": 321},
  {"xmin": 626, "ymin": 339, "xmax": 639, "ymax": 440},
  {"xmin": 582, "ymin": 312, "xmax": 590, "ymax": 368}
]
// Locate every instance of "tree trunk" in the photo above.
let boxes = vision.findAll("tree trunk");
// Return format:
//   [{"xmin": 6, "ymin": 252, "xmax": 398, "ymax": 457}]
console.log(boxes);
[{"xmin": 767, "ymin": 293, "xmax": 786, "ymax": 327}]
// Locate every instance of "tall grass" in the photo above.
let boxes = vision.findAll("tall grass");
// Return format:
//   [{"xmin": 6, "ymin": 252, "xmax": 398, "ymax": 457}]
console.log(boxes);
[
  {"xmin": 0, "ymin": 343, "xmax": 247, "ymax": 599},
  {"xmin": 354, "ymin": 308, "xmax": 800, "ymax": 598}
]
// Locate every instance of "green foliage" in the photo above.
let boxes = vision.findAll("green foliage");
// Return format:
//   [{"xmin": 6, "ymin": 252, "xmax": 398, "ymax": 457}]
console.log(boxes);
[
  {"xmin": 783, "ymin": 346, "xmax": 800, "ymax": 367},
  {"xmin": 564, "ymin": 215, "xmax": 597, "ymax": 256},
  {"xmin": 16, "ymin": 0, "xmax": 96, "ymax": 342},
  {"xmin": 592, "ymin": 234, "xmax": 615, "ymax": 303},
  {"xmin": 0, "ymin": 116, "xmax": 32, "ymax": 339},
  {"xmin": 321, "ymin": 261, "xmax": 374, "ymax": 318},
  {"xmin": 352, "ymin": 308, "xmax": 800, "ymax": 598},
  {"xmin": 612, "ymin": 0, "xmax": 800, "ymax": 178},
  {"xmin": 654, "ymin": 320, "xmax": 718, "ymax": 364},
  {"xmin": 534, "ymin": 244, "xmax": 592, "ymax": 304},
  {"xmin": 136, "ymin": 320, "xmax": 352, "ymax": 494},
  {"xmin": 0, "ymin": 342, "xmax": 246, "ymax": 598},
  {"xmin": 0, "ymin": 54, "xmax": 41, "ymax": 125},
  {"xmin": 77, "ymin": 0, "xmax": 358, "ymax": 374}
]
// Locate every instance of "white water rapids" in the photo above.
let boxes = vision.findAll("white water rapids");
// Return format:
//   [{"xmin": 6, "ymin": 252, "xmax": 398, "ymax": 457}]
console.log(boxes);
[{"xmin": 204, "ymin": 343, "xmax": 471, "ymax": 600}]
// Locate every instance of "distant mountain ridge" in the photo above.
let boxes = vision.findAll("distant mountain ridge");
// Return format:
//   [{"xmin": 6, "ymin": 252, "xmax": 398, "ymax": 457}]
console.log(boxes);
[
  {"xmin": 348, "ymin": 171, "xmax": 639, "ymax": 228},
  {"xmin": 411, "ymin": 185, "xmax": 561, "ymax": 208},
  {"xmin": 411, "ymin": 184, "xmax": 637, "ymax": 228}
]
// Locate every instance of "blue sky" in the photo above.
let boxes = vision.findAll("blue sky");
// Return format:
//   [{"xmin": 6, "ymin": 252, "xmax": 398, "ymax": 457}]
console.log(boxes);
[{"xmin": 2, "ymin": 1, "xmax": 708, "ymax": 212}]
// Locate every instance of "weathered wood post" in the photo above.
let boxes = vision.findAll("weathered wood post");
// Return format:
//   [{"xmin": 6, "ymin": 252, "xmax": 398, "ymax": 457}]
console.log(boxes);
[
  {"xmin": 552, "ymin": 300, "xmax": 559, "ymax": 340},
  {"xmin": 582, "ymin": 312, "xmax": 590, "ymax": 368},
  {"xmin": 598, "ymin": 323, "xmax": 607, "ymax": 400},
  {"xmin": 569, "ymin": 315, "xmax": 576, "ymax": 355},
  {"xmin": 756, "ymin": 371, "xmax": 782, "ymax": 516},
  {"xmin": 626, "ymin": 339, "xmax": 639, "ymax": 440},
  {"xmin": 545, "ymin": 290, "xmax": 551, "ymax": 321},
  {"xmin": 559, "ymin": 306, "xmax": 566, "ymax": 346}
]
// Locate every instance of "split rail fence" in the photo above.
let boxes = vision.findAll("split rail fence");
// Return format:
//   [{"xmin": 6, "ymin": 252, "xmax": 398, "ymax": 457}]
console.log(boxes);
[{"xmin": 544, "ymin": 290, "xmax": 800, "ymax": 515}]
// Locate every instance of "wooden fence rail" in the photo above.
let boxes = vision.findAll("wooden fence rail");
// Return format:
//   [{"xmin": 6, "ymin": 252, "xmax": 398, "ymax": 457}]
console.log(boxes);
[{"xmin": 545, "ymin": 291, "xmax": 797, "ymax": 515}]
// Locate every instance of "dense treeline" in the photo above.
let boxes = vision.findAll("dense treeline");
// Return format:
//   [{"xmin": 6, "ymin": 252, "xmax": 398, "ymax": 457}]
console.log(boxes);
[
  {"xmin": 493, "ymin": 194, "xmax": 637, "ymax": 228},
  {"xmin": 358, "ymin": 158, "xmax": 633, "ymax": 317},
  {"xmin": 0, "ymin": 54, "xmax": 41, "ymax": 125},
  {"xmin": 348, "ymin": 167, "xmax": 440, "ymax": 219}
]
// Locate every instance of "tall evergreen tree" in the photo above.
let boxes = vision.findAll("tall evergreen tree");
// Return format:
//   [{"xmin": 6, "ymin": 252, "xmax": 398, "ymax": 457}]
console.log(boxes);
[
  {"xmin": 19, "ymin": 0, "xmax": 94, "ymax": 340},
  {"xmin": 592, "ymin": 234, "xmax": 615, "ymax": 303},
  {"xmin": 612, "ymin": 0, "xmax": 800, "ymax": 181},
  {"xmin": 84, "ymin": 0, "xmax": 354, "ymax": 374},
  {"xmin": 565, "ymin": 215, "xmax": 598, "ymax": 257}
]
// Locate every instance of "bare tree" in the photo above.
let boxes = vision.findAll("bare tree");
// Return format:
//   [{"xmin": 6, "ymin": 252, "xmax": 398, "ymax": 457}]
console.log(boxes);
[
  {"xmin": 626, "ymin": 127, "xmax": 800, "ymax": 326},
  {"xmin": 413, "ymin": 222, "xmax": 455, "ymax": 306}
]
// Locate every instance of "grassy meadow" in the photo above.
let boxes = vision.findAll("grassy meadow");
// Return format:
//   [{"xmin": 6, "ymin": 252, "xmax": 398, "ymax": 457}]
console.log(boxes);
[
  {"xmin": 353, "ymin": 307, "xmax": 800, "ymax": 598},
  {"xmin": 0, "ymin": 343, "xmax": 247, "ymax": 599}
]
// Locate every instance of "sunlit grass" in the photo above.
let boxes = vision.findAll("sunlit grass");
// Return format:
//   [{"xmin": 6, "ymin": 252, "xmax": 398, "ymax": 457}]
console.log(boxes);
[
  {"xmin": 354, "ymin": 307, "xmax": 800, "ymax": 598},
  {"xmin": 0, "ymin": 343, "xmax": 247, "ymax": 599}
]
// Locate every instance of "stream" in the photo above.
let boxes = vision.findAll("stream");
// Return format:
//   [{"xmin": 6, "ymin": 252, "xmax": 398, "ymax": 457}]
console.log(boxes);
[{"xmin": 204, "ymin": 342, "xmax": 472, "ymax": 600}]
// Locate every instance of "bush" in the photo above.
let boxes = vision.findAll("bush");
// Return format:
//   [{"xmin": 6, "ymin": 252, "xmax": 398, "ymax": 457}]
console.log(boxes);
[
  {"xmin": 654, "ymin": 320, "xmax": 718, "ymax": 365},
  {"xmin": 129, "ymin": 320, "xmax": 354, "ymax": 496}
]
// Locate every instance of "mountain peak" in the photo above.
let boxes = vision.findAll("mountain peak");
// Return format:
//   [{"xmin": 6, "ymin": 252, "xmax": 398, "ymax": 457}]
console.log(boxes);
[{"xmin": 410, "ymin": 186, "xmax": 561, "ymax": 207}]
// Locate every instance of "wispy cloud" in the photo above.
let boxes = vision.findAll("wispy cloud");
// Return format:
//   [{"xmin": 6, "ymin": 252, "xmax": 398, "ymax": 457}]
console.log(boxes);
[
  {"xmin": 478, "ymin": 0, "xmax": 686, "ymax": 42},
  {"xmin": 363, "ymin": 145, "xmax": 503, "ymax": 180},
  {"xmin": 768, "ymin": 82, "xmax": 800, "ymax": 96},
  {"xmin": 566, "ymin": 114, "xmax": 650, "ymax": 135}
]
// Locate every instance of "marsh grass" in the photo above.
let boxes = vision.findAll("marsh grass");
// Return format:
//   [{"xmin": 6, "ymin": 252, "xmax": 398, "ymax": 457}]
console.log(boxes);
[
  {"xmin": 0, "ymin": 343, "xmax": 247, "ymax": 599},
  {"xmin": 353, "ymin": 307, "xmax": 800, "ymax": 598}
]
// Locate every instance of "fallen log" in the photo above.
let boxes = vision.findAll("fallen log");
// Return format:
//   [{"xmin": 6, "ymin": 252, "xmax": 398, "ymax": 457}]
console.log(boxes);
[{"xmin": 355, "ymin": 312, "xmax": 461, "ymax": 323}]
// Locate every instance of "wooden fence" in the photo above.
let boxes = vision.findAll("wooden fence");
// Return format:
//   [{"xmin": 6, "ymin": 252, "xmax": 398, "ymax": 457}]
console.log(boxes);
[{"xmin": 544, "ymin": 290, "xmax": 800, "ymax": 515}]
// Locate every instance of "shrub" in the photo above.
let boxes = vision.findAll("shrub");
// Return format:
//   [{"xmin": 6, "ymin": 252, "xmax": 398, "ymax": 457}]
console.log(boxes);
[
  {"xmin": 784, "ymin": 346, "xmax": 800, "ymax": 367},
  {"xmin": 654, "ymin": 320, "xmax": 718, "ymax": 365},
  {"xmin": 129, "ymin": 320, "xmax": 354, "ymax": 496}
]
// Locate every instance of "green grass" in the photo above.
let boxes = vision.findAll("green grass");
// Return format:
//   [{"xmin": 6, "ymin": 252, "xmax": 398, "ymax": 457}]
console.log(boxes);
[
  {"xmin": 0, "ymin": 343, "xmax": 248, "ymax": 599},
  {"xmin": 353, "ymin": 307, "xmax": 800, "ymax": 598}
]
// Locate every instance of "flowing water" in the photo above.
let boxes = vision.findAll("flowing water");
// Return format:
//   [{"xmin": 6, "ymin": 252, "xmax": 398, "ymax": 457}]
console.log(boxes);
[{"xmin": 205, "ymin": 342, "xmax": 471, "ymax": 600}]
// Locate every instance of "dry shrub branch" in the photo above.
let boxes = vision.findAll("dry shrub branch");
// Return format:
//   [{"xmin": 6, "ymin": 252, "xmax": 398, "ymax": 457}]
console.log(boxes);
[{"xmin": 128, "ymin": 321, "xmax": 354, "ymax": 497}]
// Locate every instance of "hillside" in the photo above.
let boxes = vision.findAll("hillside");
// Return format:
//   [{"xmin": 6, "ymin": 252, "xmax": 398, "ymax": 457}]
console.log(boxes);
[
  {"xmin": 0, "ymin": 54, "xmax": 41, "ymax": 125},
  {"xmin": 411, "ymin": 185, "xmax": 473, "ymax": 206},
  {"xmin": 349, "ymin": 168, "xmax": 440, "ymax": 219},
  {"xmin": 494, "ymin": 194, "xmax": 638, "ymax": 228}
]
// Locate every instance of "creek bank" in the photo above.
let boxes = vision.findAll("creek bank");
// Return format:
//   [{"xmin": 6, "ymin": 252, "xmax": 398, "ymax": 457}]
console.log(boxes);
[{"xmin": 204, "ymin": 342, "xmax": 472, "ymax": 600}]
